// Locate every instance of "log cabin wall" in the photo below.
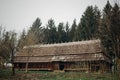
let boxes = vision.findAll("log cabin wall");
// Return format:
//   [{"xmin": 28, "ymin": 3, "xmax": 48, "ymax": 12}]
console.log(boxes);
[
  {"xmin": 14, "ymin": 60, "xmax": 112, "ymax": 72},
  {"xmin": 14, "ymin": 62, "xmax": 52, "ymax": 70}
]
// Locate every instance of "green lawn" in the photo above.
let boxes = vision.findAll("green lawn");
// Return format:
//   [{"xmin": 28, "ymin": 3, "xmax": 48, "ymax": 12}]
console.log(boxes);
[{"xmin": 0, "ymin": 69, "xmax": 118, "ymax": 80}]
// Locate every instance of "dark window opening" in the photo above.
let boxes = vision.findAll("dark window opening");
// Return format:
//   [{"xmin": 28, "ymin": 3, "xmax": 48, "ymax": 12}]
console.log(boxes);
[
  {"xmin": 95, "ymin": 66, "xmax": 100, "ymax": 72},
  {"xmin": 59, "ymin": 64, "xmax": 64, "ymax": 70},
  {"xmin": 91, "ymin": 66, "xmax": 100, "ymax": 72}
]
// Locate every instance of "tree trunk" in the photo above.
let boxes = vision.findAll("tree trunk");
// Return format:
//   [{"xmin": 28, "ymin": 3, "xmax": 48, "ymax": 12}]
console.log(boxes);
[
  {"xmin": 12, "ymin": 64, "xmax": 15, "ymax": 75},
  {"xmin": 25, "ymin": 55, "xmax": 29, "ymax": 73},
  {"xmin": 11, "ymin": 49, "xmax": 15, "ymax": 76},
  {"xmin": 25, "ymin": 48, "xmax": 30, "ymax": 73},
  {"xmin": 113, "ymin": 57, "xmax": 117, "ymax": 73},
  {"xmin": 25, "ymin": 62, "xmax": 29, "ymax": 73}
]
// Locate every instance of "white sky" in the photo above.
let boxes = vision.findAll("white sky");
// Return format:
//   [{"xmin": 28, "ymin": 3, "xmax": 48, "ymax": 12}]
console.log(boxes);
[{"xmin": 0, "ymin": 0, "xmax": 118, "ymax": 33}]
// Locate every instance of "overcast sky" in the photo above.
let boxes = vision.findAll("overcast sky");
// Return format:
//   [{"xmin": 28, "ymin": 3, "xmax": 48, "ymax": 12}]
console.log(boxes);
[{"xmin": 0, "ymin": 0, "xmax": 118, "ymax": 33}]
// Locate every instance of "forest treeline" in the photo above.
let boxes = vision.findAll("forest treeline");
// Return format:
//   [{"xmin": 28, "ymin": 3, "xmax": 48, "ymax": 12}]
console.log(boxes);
[
  {"xmin": 18, "ymin": 5, "xmax": 100, "ymax": 46},
  {"xmin": 0, "ymin": 1, "xmax": 120, "ymax": 75}
]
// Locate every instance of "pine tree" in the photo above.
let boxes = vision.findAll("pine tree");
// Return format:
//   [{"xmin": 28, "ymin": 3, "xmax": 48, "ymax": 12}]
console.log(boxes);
[
  {"xmin": 76, "ymin": 22, "xmax": 83, "ymax": 41},
  {"xmin": 46, "ymin": 19, "xmax": 57, "ymax": 43},
  {"xmin": 69, "ymin": 19, "xmax": 77, "ymax": 41},
  {"xmin": 28, "ymin": 18, "xmax": 43, "ymax": 44},
  {"xmin": 57, "ymin": 22, "xmax": 66, "ymax": 43},
  {"xmin": 100, "ymin": 1, "xmax": 120, "ymax": 75},
  {"xmin": 79, "ymin": 6, "xmax": 100, "ymax": 40},
  {"xmin": 111, "ymin": 3, "xmax": 120, "ymax": 58},
  {"xmin": 65, "ymin": 22, "xmax": 70, "ymax": 42},
  {"xmin": 100, "ymin": 0, "xmax": 113, "ymax": 57},
  {"xmin": 17, "ymin": 18, "xmax": 43, "ymax": 50}
]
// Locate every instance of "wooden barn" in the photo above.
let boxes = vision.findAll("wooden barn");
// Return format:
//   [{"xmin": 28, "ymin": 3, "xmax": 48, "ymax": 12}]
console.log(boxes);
[{"xmin": 14, "ymin": 39, "xmax": 112, "ymax": 72}]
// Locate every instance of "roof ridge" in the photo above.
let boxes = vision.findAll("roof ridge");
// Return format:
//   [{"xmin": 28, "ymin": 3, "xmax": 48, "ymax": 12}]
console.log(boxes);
[{"xmin": 24, "ymin": 39, "xmax": 100, "ymax": 48}]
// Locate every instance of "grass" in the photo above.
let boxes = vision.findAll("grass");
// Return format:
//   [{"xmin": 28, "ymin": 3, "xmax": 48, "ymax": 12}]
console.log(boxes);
[{"xmin": 0, "ymin": 69, "xmax": 118, "ymax": 80}]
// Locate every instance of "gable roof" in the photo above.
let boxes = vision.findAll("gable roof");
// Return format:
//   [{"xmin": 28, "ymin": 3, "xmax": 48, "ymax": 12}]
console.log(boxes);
[
  {"xmin": 16, "ymin": 39, "xmax": 102, "ymax": 56},
  {"xmin": 14, "ymin": 39, "xmax": 111, "ymax": 63}
]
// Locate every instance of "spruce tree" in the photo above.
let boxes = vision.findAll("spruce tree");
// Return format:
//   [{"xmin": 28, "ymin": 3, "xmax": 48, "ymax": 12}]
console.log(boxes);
[
  {"xmin": 65, "ymin": 22, "xmax": 70, "ymax": 42},
  {"xmin": 100, "ymin": 1, "xmax": 120, "ymax": 75},
  {"xmin": 78, "ymin": 6, "xmax": 100, "ymax": 40},
  {"xmin": 69, "ymin": 19, "xmax": 77, "ymax": 41},
  {"xmin": 28, "ymin": 18, "xmax": 43, "ymax": 44},
  {"xmin": 46, "ymin": 19, "xmax": 57, "ymax": 43},
  {"xmin": 57, "ymin": 22, "xmax": 66, "ymax": 43}
]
